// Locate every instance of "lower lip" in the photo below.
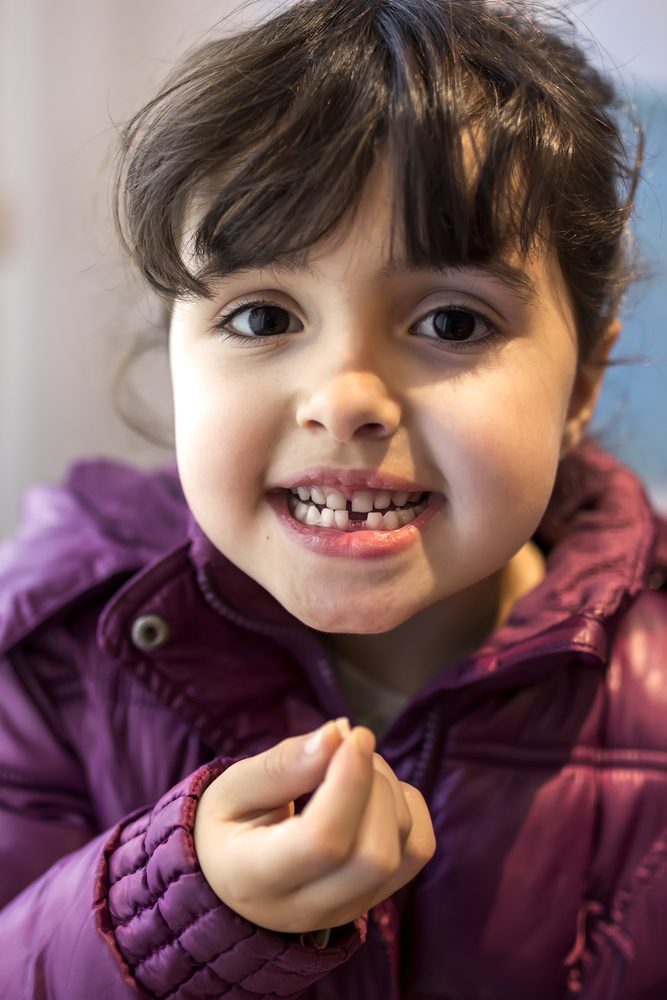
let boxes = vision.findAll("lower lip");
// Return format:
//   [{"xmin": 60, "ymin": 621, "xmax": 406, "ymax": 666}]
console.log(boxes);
[{"xmin": 268, "ymin": 491, "xmax": 443, "ymax": 559}]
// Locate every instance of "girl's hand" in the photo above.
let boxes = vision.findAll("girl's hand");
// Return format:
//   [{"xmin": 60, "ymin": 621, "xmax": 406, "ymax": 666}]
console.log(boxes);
[{"xmin": 193, "ymin": 720, "xmax": 436, "ymax": 934}]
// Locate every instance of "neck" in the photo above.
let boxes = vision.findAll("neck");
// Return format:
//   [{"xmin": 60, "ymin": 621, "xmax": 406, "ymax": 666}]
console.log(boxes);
[{"xmin": 320, "ymin": 541, "xmax": 546, "ymax": 697}]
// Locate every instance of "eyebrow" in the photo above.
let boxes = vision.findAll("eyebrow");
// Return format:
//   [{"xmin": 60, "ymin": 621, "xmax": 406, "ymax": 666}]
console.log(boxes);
[
  {"xmin": 198, "ymin": 252, "xmax": 538, "ymax": 307},
  {"xmin": 264, "ymin": 255, "xmax": 538, "ymax": 305}
]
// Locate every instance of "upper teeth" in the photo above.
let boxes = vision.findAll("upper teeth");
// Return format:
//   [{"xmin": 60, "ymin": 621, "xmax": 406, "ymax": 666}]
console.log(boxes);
[{"xmin": 292, "ymin": 487, "xmax": 421, "ymax": 512}]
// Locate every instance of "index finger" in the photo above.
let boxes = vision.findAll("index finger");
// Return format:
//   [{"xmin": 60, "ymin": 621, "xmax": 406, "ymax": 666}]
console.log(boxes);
[{"xmin": 244, "ymin": 727, "xmax": 377, "ymax": 891}]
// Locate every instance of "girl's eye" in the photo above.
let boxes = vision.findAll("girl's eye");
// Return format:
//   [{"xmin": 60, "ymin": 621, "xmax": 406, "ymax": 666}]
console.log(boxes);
[
  {"xmin": 413, "ymin": 306, "xmax": 500, "ymax": 347},
  {"xmin": 214, "ymin": 300, "xmax": 301, "ymax": 339},
  {"xmin": 213, "ymin": 299, "xmax": 501, "ymax": 348}
]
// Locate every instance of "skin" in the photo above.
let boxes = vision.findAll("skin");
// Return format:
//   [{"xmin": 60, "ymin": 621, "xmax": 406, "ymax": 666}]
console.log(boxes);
[
  {"xmin": 170, "ymin": 164, "xmax": 616, "ymax": 695},
  {"xmin": 193, "ymin": 719, "xmax": 439, "ymax": 933},
  {"xmin": 181, "ymin": 164, "xmax": 618, "ymax": 934}
]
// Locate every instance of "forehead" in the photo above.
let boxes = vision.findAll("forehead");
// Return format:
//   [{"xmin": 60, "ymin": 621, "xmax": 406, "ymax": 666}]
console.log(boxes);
[{"xmin": 260, "ymin": 251, "xmax": 540, "ymax": 311}]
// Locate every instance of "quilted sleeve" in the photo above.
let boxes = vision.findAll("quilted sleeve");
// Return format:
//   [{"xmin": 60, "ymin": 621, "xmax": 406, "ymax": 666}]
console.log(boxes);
[
  {"xmin": 0, "ymin": 646, "xmax": 364, "ymax": 1000},
  {"xmin": 103, "ymin": 760, "xmax": 367, "ymax": 999}
]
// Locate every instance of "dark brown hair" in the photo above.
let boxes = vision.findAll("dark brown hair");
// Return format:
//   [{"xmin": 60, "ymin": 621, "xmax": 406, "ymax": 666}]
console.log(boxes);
[{"xmin": 113, "ymin": 0, "xmax": 643, "ymax": 364}]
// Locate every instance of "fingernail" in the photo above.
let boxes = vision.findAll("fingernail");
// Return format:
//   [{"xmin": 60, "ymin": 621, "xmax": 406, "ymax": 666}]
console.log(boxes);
[
  {"xmin": 334, "ymin": 717, "xmax": 351, "ymax": 738},
  {"xmin": 352, "ymin": 727, "xmax": 375, "ymax": 755},
  {"xmin": 303, "ymin": 721, "xmax": 332, "ymax": 755}
]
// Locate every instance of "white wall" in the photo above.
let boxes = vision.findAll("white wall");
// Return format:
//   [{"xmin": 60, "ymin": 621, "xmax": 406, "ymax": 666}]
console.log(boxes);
[
  {"xmin": 1, "ymin": 0, "xmax": 665, "ymax": 538},
  {"xmin": 579, "ymin": 0, "xmax": 667, "ymax": 89},
  {"xmin": 0, "ymin": 0, "xmax": 277, "ymax": 537}
]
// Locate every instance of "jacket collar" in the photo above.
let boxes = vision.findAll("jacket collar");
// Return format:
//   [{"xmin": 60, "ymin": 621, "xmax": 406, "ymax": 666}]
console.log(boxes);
[
  {"xmin": 190, "ymin": 444, "xmax": 658, "ymax": 635},
  {"xmin": 0, "ymin": 457, "xmax": 186, "ymax": 659},
  {"xmin": 182, "ymin": 443, "xmax": 663, "ymax": 694}
]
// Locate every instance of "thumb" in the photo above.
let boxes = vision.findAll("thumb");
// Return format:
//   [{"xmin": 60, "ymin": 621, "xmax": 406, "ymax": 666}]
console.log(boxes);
[{"xmin": 217, "ymin": 718, "xmax": 351, "ymax": 821}]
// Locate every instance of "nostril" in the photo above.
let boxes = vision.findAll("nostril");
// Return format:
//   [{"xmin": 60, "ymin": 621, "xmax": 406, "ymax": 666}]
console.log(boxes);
[{"xmin": 296, "ymin": 388, "xmax": 400, "ymax": 441}]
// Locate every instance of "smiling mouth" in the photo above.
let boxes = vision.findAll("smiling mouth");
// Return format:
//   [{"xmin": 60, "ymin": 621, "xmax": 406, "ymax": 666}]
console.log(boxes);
[{"xmin": 286, "ymin": 486, "xmax": 430, "ymax": 531}]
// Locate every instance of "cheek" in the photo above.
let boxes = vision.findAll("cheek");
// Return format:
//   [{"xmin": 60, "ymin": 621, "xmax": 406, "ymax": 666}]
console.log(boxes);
[
  {"xmin": 421, "ymin": 360, "xmax": 573, "ymax": 511},
  {"xmin": 171, "ymin": 358, "xmax": 274, "ymax": 510}
]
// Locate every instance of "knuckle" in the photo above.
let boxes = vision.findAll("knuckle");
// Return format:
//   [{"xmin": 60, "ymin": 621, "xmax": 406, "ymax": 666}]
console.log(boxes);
[
  {"xmin": 305, "ymin": 827, "xmax": 351, "ymax": 867},
  {"xmin": 221, "ymin": 865, "xmax": 252, "ymax": 907},
  {"xmin": 398, "ymin": 810, "xmax": 414, "ymax": 841},
  {"xmin": 357, "ymin": 840, "xmax": 401, "ymax": 881}
]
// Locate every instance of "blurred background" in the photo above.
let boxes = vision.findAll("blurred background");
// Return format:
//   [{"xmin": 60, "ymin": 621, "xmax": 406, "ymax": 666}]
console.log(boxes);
[{"xmin": 0, "ymin": 0, "xmax": 666, "ymax": 540}]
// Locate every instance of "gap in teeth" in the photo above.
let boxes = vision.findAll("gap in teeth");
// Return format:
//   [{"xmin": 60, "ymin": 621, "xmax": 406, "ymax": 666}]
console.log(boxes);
[
  {"xmin": 290, "ymin": 492, "xmax": 428, "ymax": 530},
  {"xmin": 290, "ymin": 487, "xmax": 424, "ymax": 514}
]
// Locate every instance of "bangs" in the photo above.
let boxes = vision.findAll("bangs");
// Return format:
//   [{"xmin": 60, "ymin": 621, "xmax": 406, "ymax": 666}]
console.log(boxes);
[
  {"xmin": 190, "ymin": 84, "xmax": 531, "ymax": 294},
  {"xmin": 114, "ymin": 0, "xmax": 640, "ymax": 358},
  {"xmin": 116, "ymin": 2, "xmax": 572, "ymax": 300},
  {"xmin": 189, "ymin": 26, "xmax": 533, "ymax": 293}
]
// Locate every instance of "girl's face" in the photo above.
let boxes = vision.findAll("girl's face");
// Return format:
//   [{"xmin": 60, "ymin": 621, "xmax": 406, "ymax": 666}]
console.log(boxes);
[{"xmin": 169, "ymin": 169, "xmax": 601, "ymax": 635}]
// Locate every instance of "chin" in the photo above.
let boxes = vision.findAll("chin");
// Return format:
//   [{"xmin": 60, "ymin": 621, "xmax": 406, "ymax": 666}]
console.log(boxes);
[{"xmin": 283, "ymin": 589, "xmax": 417, "ymax": 635}]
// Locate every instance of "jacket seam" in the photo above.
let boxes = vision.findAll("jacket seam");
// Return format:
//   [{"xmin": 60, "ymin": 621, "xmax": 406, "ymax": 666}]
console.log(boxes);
[
  {"xmin": 445, "ymin": 743, "xmax": 667, "ymax": 773},
  {"xmin": 0, "ymin": 764, "xmax": 94, "ymax": 802},
  {"xmin": 498, "ymin": 628, "xmax": 604, "ymax": 667}
]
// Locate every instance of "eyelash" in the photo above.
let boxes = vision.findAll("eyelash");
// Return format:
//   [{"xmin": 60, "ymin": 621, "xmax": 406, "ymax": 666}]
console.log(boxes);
[
  {"xmin": 212, "ymin": 298, "xmax": 504, "ymax": 351},
  {"xmin": 214, "ymin": 299, "xmax": 299, "ymax": 343}
]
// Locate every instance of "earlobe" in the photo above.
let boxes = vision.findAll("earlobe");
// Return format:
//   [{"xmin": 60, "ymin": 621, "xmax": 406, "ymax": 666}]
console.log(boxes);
[
  {"xmin": 559, "ymin": 422, "xmax": 580, "ymax": 458},
  {"xmin": 560, "ymin": 319, "xmax": 621, "ymax": 458}
]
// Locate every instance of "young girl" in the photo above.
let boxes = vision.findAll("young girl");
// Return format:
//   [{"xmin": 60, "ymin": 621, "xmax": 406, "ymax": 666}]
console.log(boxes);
[{"xmin": 1, "ymin": 0, "xmax": 666, "ymax": 997}]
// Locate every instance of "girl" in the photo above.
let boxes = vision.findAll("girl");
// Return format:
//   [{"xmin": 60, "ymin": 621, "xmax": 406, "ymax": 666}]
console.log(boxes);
[{"xmin": 1, "ymin": 1, "xmax": 666, "ymax": 997}]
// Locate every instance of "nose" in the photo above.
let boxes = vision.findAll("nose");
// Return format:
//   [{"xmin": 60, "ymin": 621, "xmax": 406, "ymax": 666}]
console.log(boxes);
[{"xmin": 296, "ymin": 369, "xmax": 401, "ymax": 442}]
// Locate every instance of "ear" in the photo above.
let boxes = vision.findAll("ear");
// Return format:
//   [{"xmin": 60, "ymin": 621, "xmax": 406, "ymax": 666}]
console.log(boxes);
[{"xmin": 560, "ymin": 319, "xmax": 621, "ymax": 457}]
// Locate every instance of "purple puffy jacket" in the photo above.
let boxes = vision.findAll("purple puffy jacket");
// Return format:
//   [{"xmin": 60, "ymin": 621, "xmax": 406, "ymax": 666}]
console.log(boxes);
[{"xmin": 1, "ymin": 444, "xmax": 667, "ymax": 999}]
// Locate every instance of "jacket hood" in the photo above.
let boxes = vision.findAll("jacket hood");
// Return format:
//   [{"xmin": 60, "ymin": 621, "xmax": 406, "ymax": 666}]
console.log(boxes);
[{"xmin": 0, "ymin": 458, "xmax": 186, "ymax": 657}]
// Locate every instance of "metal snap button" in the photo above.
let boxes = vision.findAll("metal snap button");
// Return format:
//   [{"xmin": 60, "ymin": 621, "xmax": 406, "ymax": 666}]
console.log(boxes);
[{"xmin": 131, "ymin": 614, "xmax": 170, "ymax": 651}]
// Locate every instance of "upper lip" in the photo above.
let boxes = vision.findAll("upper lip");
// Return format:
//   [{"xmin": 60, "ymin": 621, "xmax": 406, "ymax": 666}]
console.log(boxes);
[{"xmin": 274, "ymin": 468, "xmax": 433, "ymax": 496}]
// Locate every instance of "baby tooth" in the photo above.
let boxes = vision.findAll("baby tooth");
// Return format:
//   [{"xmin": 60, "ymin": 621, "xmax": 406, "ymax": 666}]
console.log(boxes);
[
  {"xmin": 397, "ymin": 507, "xmax": 415, "ymax": 526},
  {"xmin": 297, "ymin": 487, "xmax": 311, "ymax": 502},
  {"xmin": 373, "ymin": 491, "xmax": 392, "ymax": 510},
  {"xmin": 351, "ymin": 491, "xmax": 374, "ymax": 513},
  {"xmin": 392, "ymin": 492, "xmax": 409, "ymax": 507},
  {"xmin": 325, "ymin": 490, "xmax": 347, "ymax": 511},
  {"xmin": 306, "ymin": 505, "xmax": 321, "ymax": 526},
  {"xmin": 334, "ymin": 509, "xmax": 350, "ymax": 529},
  {"xmin": 311, "ymin": 486, "xmax": 326, "ymax": 505},
  {"xmin": 320, "ymin": 507, "xmax": 335, "ymax": 528},
  {"xmin": 382, "ymin": 510, "xmax": 400, "ymax": 530},
  {"xmin": 366, "ymin": 512, "xmax": 384, "ymax": 529},
  {"xmin": 408, "ymin": 492, "xmax": 421, "ymax": 502}
]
